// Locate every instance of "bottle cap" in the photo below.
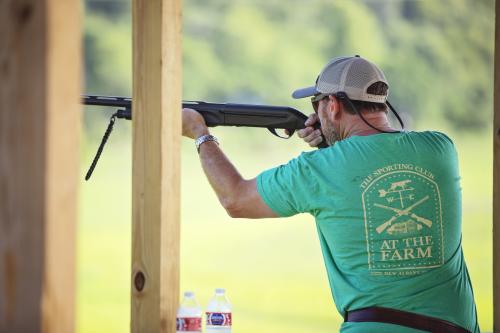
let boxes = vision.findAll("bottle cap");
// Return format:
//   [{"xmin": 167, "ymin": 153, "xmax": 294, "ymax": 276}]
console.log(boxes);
[
  {"xmin": 184, "ymin": 291, "xmax": 195, "ymax": 297},
  {"xmin": 215, "ymin": 288, "xmax": 225, "ymax": 295}
]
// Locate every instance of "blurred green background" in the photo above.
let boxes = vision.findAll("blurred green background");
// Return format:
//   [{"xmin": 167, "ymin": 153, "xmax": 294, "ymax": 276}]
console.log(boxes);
[{"xmin": 79, "ymin": 0, "xmax": 494, "ymax": 332}]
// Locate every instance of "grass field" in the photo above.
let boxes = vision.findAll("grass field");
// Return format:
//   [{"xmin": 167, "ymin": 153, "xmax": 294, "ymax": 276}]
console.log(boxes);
[{"xmin": 77, "ymin": 126, "xmax": 492, "ymax": 333}]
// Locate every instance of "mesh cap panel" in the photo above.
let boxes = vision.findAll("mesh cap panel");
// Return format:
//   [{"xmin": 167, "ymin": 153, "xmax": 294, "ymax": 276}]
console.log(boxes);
[
  {"xmin": 344, "ymin": 59, "xmax": 379, "ymax": 90},
  {"xmin": 292, "ymin": 56, "xmax": 389, "ymax": 103}
]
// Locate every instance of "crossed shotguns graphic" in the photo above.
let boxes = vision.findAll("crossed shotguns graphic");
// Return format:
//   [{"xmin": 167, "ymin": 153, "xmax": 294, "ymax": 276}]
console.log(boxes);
[{"xmin": 374, "ymin": 195, "xmax": 433, "ymax": 234}]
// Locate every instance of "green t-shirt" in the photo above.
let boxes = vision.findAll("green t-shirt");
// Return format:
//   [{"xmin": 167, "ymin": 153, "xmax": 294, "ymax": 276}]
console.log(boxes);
[{"xmin": 256, "ymin": 131, "xmax": 479, "ymax": 333}]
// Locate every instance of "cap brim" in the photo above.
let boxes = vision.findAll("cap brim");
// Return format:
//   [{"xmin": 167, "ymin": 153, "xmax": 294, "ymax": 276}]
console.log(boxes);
[{"xmin": 292, "ymin": 86, "xmax": 318, "ymax": 99}]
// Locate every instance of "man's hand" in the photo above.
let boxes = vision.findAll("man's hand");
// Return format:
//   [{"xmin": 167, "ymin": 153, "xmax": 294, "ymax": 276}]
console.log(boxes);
[
  {"xmin": 182, "ymin": 108, "xmax": 210, "ymax": 139},
  {"xmin": 296, "ymin": 113, "xmax": 324, "ymax": 147}
]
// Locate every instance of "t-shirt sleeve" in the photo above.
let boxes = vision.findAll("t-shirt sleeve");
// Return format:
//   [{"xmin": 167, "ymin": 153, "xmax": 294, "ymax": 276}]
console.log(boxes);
[{"xmin": 256, "ymin": 153, "xmax": 318, "ymax": 217}]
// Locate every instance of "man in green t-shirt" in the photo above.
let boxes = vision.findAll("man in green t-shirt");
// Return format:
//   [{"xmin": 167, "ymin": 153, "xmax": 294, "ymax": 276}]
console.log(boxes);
[{"xmin": 182, "ymin": 56, "xmax": 479, "ymax": 333}]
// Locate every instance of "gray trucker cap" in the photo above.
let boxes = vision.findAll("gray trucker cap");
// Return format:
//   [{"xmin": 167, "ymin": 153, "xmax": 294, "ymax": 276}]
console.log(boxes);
[{"xmin": 292, "ymin": 56, "xmax": 389, "ymax": 103}]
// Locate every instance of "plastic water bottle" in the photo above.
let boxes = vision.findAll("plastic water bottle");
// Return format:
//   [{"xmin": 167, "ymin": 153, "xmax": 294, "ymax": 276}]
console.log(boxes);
[
  {"xmin": 176, "ymin": 291, "xmax": 202, "ymax": 333},
  {"xmin": 206, "ymin": 288, "xmax": 232, "ymax": 333}
]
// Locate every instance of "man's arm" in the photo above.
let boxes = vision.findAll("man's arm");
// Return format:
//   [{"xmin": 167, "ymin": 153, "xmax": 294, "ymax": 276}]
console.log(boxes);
[
  {"xmin": 182, "ymin": 108, "xmax": 279, "ymax": 219},
  {"xmin": 198, "ymin": 142, "xmax": 278, "ymax": 218}
]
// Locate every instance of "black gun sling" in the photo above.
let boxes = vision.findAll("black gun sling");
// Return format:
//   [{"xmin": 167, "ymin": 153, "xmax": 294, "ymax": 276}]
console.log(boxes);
[{"xmin": 345, "ymin": 307, "xmax": 471, "ymax": 333}]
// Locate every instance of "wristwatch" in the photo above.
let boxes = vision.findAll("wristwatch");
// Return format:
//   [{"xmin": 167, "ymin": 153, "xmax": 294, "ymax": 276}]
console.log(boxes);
[{"xmin": 195, "ymin": 134, "xmax": 219, "ymax": 153}]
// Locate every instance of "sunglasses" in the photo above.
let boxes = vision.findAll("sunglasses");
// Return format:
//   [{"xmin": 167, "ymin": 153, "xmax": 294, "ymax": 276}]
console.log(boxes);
[{"xmin": 311, "ymin": 93, "xmax": 331, "ymax": 113}]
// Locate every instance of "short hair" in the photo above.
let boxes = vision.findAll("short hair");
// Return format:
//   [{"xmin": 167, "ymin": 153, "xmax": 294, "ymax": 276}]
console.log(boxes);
[{"xmin": 340, "ymin": 81, "xmax": 388, "ymax": 114}]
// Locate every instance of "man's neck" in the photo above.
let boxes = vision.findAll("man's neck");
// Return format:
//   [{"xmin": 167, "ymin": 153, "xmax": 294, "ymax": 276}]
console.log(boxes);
[{"xmin": 341, "ymin": 113, "xmax": 396, "ymax": 138}]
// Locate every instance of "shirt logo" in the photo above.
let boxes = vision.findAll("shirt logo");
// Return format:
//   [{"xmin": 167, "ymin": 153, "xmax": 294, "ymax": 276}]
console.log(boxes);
[{"xmin": 361, "ymin": 164, "xmax": 444, "ymax": 275}]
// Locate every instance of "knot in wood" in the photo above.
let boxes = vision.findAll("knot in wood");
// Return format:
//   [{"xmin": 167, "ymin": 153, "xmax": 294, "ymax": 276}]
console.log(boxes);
[{"xmin": 134, "ymin": 271, "xmax": 146, "ymax": 292}]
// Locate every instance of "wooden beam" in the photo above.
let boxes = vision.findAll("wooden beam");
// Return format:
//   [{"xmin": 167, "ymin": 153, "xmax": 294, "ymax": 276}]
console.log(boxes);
[
  {"xmin": 0, "ymin": 0, "xmax": 80, "ymax": 332},
  {"xmin": 495, "ymin": 2, "xmax": 500, "ymax": 332},
  {"xmin": 131, "ymin": 0, "xmax": 182, "ymax": 332}
]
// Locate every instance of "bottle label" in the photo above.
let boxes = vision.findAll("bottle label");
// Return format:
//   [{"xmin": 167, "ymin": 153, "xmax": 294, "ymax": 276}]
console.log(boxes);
[
  {"xmin": 176, "ymin": 317, "xmax": 202, "ymax": 331},
  {"xmin": 206, "ymin": 312, "xmax": 232, "ymax": 327}
]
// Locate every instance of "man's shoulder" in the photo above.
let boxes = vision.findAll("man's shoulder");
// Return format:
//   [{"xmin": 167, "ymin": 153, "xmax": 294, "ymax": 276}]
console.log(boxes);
[
  {"xmin": 412, "ymin": 130, "xmax": 454, "ymax": 144},
  {"xmin": 292, "ymin": 130, "xmax": 456, "ymax": 164},
  {"xmin": 336, "ymin": 130, "xmax": 456, "ymax": 148},
  {"xmin": 286, "ymin": 149, "xmax": 324, "ymax": 169},
  {"xmin": 407, "ymin": 131, "xmax": 457, "ymax": 154}
]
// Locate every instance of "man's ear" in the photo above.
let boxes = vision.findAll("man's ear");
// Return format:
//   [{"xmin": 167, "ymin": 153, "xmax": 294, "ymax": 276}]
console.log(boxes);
[{"xmin": 329, "ymin": 95, "xmax": 342, "ymax": 121}]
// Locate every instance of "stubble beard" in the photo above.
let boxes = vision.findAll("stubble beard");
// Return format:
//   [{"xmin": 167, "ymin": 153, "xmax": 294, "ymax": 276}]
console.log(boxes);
[{"xmin": 321, "ymin": 118, "xmax": 340, "ymax": 146}]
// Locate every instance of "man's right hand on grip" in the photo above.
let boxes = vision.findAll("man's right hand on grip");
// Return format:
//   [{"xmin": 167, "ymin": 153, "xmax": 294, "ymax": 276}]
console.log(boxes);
[{"xmin": 297, "ymin": 113, "xmax": 324, "ymax": 148}]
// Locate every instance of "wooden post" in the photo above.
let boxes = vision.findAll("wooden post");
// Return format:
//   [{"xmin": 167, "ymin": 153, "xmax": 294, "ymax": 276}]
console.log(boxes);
[
  {"xmin": 0, "ymin": 0, "xmax": 80, "ymax": 332},
  {"xmin": 131, "ymin": 0, "xmax": 182, "ymax": 332},
  {"xmin": 495, "ymin": 2, "xmax": 500, "ymax": 332}
]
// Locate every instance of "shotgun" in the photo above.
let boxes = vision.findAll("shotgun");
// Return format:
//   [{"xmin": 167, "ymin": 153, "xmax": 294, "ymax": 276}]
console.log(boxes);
[{"xmin": 82, "ymin": 95, "xmax": 326, "ymax": 180}]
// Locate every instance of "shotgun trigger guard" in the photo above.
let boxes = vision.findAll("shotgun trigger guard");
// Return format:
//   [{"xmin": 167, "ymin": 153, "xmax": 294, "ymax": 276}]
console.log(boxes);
[{"xmin": 267, "ymin": 127, "xmax": 294, "ymax": 139}]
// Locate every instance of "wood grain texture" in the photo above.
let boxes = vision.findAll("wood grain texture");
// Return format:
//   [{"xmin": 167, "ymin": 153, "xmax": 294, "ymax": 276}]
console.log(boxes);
[
  {"xmin": 495, "ymin": 2, "xmax": 500, "ymax": 332},
  {"xmin": 0, "ymin": 0, "xmax": 80, "ymax": 332},
  {"xmin": 131, "ymin": 0, "xmax": 182, "ymax": 332}
]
